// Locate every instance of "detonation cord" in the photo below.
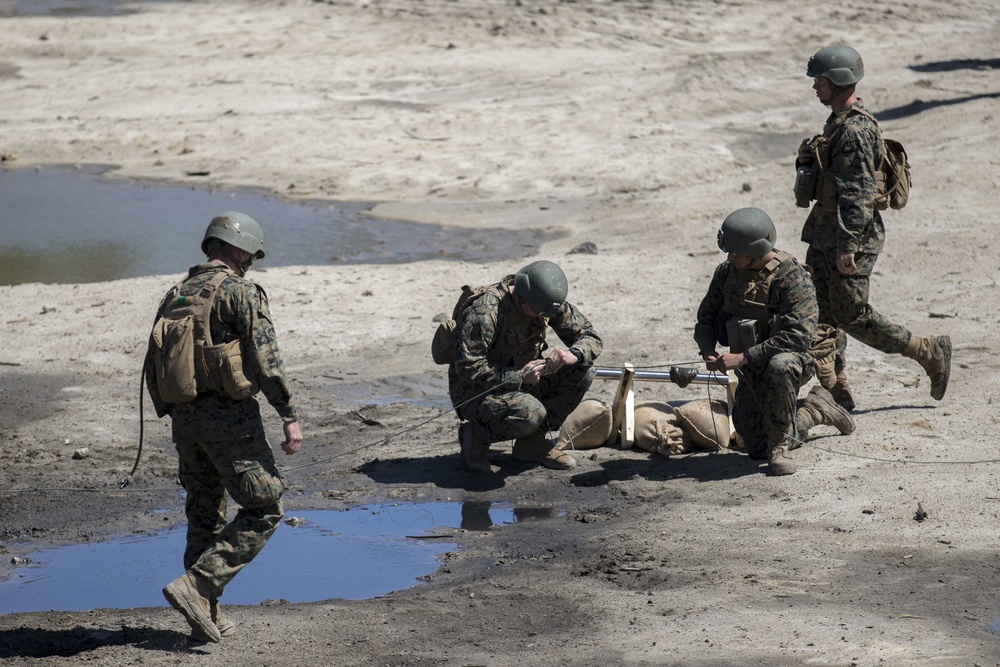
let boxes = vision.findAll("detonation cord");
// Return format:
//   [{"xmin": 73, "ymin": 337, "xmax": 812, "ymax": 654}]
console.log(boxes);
[{"xmin": 2, "ymin": 360, "xmax": 992, "ymax": 495}]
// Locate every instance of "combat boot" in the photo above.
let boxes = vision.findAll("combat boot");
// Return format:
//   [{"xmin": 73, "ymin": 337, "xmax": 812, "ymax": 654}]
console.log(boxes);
[
  {"xmin": 902, "ymin": 335, "xmax": 952, "ymax": 401},
  {"xmin": 829, "ymin": 367, "xmax": 855, "ymax": 412},
  {"xmin": 163, "ymin": 571, "xmax": 221, "ymax": 643},
  {"xmin": 799, "ymin": 385, "xmax": 856, "ymax": 435},
  {"xmin": 458, "ymin": 422, "xmax": 491, "ymax": 474},
  {"xmin": 513, "ymin": 429, "xmax": 576, "ymax": 470},
  {"xmin": 211, "ymin": 599, "xmax": 236, "ymax": 637},
  {"xmin": 767, "ymin": 438, "xmax": 796, "ymax": 476}
]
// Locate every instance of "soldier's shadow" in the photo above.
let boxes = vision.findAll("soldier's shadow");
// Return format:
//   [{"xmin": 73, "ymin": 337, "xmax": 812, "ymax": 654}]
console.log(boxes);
[
  {"xmin": 357, "ymin": 452, "xmax": 526, "ymax": 491},
  {"xmin": 0, "ymin": 625, "xmax": 210, "ymax": 659},
  {"xmin": 569, "ymin": 448, "xmax": 763, "ymax": 486}
]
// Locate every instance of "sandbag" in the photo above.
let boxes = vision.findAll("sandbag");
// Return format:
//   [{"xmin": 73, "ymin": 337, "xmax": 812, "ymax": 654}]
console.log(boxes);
[
  {"xmin": 674, "ymin": 398, "xmax": 731, "ymax": 450},
  {"xmin": 633, "ymin": 401, "xmax": 691, "ymax": 456},
  {"xmin": 556, "ymin": 398, "xmax": 612, "ymax": 451}
]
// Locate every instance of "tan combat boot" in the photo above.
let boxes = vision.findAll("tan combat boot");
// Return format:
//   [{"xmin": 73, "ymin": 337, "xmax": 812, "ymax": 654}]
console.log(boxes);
[
  {"xmin": 211, "ymin": 599, "xmax": 236, "ymax": 637},
  {"xmin": 458, "ymin": 422, "xmax": 491, "ymax": 474},
  {"xmin": 799, "ymin": 385, "xmax": 856, "ymax": 435},
  {"xmin": 767, "ymin": 437, "xmax": 796, "ymax": 476},
  {"xmin": 902, "ymin": 335, "xmax": 952, "ymax": 401},
  {"xmin": 829, "ymin": 367, "xmax": 855, "ymax": 412},
  {"xmin": 513, "ymin": 429, "xmax": 576, "ymax": 470},
  {"xmin": 163, "ymin": 571, "xmax": 221, "ymax": 643}
]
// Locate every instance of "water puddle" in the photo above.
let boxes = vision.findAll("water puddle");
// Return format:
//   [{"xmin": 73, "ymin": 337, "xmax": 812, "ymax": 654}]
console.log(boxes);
[
  {"xmin": 0, "ymin": 166, "xmax": 562, "ymax": 285},
  {"xmin": 0, "ymin": 501, "xmax": 561, "ymax": 613},
  {"xmin": 0, "ymin": 0, "xmax": 174, "ymax": 18}
]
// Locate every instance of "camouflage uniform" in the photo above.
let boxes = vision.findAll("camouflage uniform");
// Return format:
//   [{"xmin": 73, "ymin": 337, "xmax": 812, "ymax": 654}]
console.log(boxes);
[
  {"xmin": 694, "ymin": 252, "xmax": 819, "ymax": 458},
  {"xmin": 145, "ymin": 263, "xmax": 298, "ymax": 600},
  {"xmin": 802, "ymin": 100, "xmax": 911, "ymax": 359},
  {"xmin": 448, "ymin": 275, "xmax": 602, "ymax": 443}
]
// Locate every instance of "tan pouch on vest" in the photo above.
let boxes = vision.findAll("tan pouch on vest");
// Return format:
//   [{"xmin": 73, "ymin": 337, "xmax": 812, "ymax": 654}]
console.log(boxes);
[
  {"xmin": 151, "ymin": 315, "xmax": 198, "ymax": 404},
  {"xmin": 203, "ymin": 340, "xmax": 260, "ymax": 401}
]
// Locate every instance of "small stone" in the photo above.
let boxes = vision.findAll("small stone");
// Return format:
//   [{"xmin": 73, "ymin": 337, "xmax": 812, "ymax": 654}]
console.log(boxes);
[
  {"xmin": 41, "ymin": 306, "xmax": 57, "ymax": 314},
  {"xmin": 567, "ymin": 242, "xmax": 598, "ymax": 255},
  {"xmin": 72, "ymin": 447, "xmax": 90, "ymax": 460},
  {"xmin": 432, "ymin": 312, "xmax": 450, "ymax": 322},
  {"xmin": 741, "ymin": 182, "xmax": 752, "ymax": 192},
  {"xmin": 284, "ymin": 516, "xmax": 306, "ymax": 527}
]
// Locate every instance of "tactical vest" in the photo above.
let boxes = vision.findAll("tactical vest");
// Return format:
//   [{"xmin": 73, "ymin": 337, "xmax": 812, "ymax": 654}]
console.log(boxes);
[
  {"xmin": 806, "ymin": 103, "xmax": 884, "ymax": 212},
  {"xmin": 487, "ymin": 278, "xmax": 547, "ymax": 369},
  {"xmin": 719, "ymin": 251, "xmax": 793, "ymax": 350},
  {"xmin": 149, "ymin": 268, "xmax": 259, "ymax": 403}
]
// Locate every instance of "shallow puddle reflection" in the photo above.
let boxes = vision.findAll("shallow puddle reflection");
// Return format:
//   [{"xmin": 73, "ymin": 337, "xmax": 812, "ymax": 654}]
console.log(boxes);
[{"xmin": 0, "ymin": 501, "xmax": 560, "ymax": 613}]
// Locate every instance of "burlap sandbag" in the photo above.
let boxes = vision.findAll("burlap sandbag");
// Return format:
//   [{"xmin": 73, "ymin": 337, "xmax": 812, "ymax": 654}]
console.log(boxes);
[
  {"xmin": 556, "ymin": 398, "xmax": 612, "ymax": 451},
  {"xmin": 633, "ymin": 401, "xmax": 691, "ymax": 456},
  {"xmin": 674, "ymin": 398, "xmax": 731, "ymax": 450}
]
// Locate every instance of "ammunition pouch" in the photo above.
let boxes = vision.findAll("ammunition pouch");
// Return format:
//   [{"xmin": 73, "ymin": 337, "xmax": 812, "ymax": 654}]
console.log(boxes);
[
  {"xmin": 793, "ymin": 165, "xmax": 816, "ymax": 209},
  {"xmin": 725, "ymin": 318, "xmax": 760, "ymax": 354}
]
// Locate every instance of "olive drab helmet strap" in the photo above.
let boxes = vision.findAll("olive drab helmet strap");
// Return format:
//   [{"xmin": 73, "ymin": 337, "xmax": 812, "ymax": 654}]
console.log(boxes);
[
  {"xmin": 716, "ymin": 207, "xmax": 777, "ymax": 258},
  {"xmin": 514, "ymin": 260, "xmax": 569, "ymax": 318},
  {"xmin": 807, "ymin": 45, "xmax": 865, "ymax": 86}
]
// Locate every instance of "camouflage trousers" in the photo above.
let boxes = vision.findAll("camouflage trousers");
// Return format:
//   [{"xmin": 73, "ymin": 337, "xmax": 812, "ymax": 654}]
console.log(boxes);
[
  {"xmin": 463, "ymin": 364, "xmax": 596, "ymax": 444},
  {"xmin": 807, "ymin": 248, "xmax": 911, "ymax": 365},
  {"xmin": 176, "ymin": 435, "xmax": 284, "ymax": 599},
  {"xmin": 733, "ymin": 352, "xmax": 814, "ymax": 458}
]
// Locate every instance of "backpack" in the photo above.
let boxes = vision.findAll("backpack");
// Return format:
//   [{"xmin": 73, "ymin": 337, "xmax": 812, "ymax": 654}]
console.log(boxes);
[
  {"xmin": 853, "ymin": 107, "xmax": 912, "ymax": 211},
  {"xmin": 149, "ymin": 270, "xmax": 258, "ymax": 403},
  {"xmin": 430, "ymin": 283, "xmax": 507, "ymax": 365}
]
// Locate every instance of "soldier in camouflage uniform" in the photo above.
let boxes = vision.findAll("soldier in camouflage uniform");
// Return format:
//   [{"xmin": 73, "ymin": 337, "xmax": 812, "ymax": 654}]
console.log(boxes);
[
  {"xmin": 694, "ymin": 208, "xmax": 855, "ymax": 475},
  {"xmin": 145, "ymin": 212, "xmax": 303, "ymax": 643},
  {"xmin": 449, "ymin": 260, "xmax": 602, "ymax": 473},
  {"xmin": 796, "ymin": 45, "xmax": 951, "ymax": 410}
]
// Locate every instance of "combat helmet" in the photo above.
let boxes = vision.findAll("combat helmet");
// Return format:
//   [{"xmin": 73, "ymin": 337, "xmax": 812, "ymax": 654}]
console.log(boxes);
[
  {"xmin": 201, "ymin": 211, "xmax": 266, "ymax": 259},
  {"xmin": 717, "ymin": 207, "xmax": 777, "ymax": 258},
  {"xmin": 514, "ymin": 260, "xmax": 568, "ymax": 318},
  {"xmin": 807, "ymin": 45, "xmax": 865, "ymax": 86}
]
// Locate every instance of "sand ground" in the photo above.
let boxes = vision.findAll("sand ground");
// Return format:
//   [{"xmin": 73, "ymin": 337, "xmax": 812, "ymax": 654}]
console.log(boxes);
[{"xmin": 1, "ymin": 0, "xmax": 1000, "ymax": 664}]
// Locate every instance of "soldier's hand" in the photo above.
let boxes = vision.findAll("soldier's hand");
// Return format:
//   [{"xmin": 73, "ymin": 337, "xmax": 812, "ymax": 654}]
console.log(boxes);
[
  {"xmin": 797, "ymin": 138, "xmax": 813, "ymax": 165},
  {"xmin": 521, "ymin": 359, "xmax": 546, "ymax": 385},
  {"xmin": 705, "ymin": 352, "xmax": 746, "ymax": 373},
  {"xmin": 280, "ymin": 420, "xmax": 303, "ymax": 455},
  {"xmin": 836, "ymin": 251, "xmax": 857, "ymax": 275},
  {"xmin": 544, "ymin": 348, "xmax": 578, "ymax": 375}
]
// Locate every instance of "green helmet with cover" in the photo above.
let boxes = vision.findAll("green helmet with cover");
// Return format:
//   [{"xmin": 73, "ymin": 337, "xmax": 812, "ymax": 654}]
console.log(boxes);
[
  {"xmin": 201, "ymin": 211, "xmax": 266, "ymax": 259},
  {"xmin": 514, "ymin": 260, "xmax": 568, "ymax": 317},
  {"xmin": 807, "ymin": 45, "xmax": 864, "ymax": 86},
  {"xmin": 717, "ymin": 207, "xmax": 777, "ymax": 258}
]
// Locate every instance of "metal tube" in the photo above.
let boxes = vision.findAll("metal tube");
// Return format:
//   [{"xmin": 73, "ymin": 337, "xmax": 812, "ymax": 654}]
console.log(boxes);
[{"xmin": 593, "ymin": 366, "xmax": 728, "ymax": 387}]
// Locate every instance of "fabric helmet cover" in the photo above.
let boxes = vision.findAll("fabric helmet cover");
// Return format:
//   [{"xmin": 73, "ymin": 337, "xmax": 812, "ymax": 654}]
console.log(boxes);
[
  {"xmin": 717, "ymin": 207, "xmax": 777, "ymax": 258},
  {"xmin": 514, "ymin": 260, "xmax": 568, "ymax": 317},
  {"xmin": 807, "ymin": 45, "xmax": 865, "ymax": 86},
  {"xmin": 201, "ymin": 211, "xmax": 266, "ymax": 259}
]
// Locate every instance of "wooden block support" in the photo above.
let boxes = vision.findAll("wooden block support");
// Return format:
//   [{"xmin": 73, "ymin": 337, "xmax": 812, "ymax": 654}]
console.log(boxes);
[
  {"xmin": 726, "ymin": 370, "xmax": 738, "ymax": 435},
  {"xmin": 607, "ymin": 363, "xmax": 635, "ymax": 449}
]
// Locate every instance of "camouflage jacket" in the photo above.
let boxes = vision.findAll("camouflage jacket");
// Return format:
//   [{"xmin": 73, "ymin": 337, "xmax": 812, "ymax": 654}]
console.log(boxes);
[
  {"xmin": 144, "ymin": 262, "xmax": 299, "ymax": 443},
  {"xmin": 694, "ymin": 251, "xmax": 818, "ymax": 371},
  {"xmin": 801, "ymin": 100, "xmax": 885, "ymax": 256},
  {"xmin": 448, "ymin": 275, "xmax": 602, "ymax": 408}
]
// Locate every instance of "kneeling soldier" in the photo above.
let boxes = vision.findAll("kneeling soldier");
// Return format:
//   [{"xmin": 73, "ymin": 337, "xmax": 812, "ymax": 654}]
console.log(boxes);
[
  {"xmin": 693, "ymin": 208, "xmax": 854, "ymax": 475},
  {"xmin": 448, "ymin": 261, "xmax": 603, "ymax": 473}
]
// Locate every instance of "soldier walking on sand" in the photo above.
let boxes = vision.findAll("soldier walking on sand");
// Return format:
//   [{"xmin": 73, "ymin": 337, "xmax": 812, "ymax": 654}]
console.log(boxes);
[
  {"xmin": 694, "ymin": 208, "xmax": 855, "ymax": 475},
  {"xmin": 144, "ymin": 212, "xmax": 303, "ymax": 643},
  {"xmin": 795, "ymin": 45, "xmax": 951, "ymax": 410}
]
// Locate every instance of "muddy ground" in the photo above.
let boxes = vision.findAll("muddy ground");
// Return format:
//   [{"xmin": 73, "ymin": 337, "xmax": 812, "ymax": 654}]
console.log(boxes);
[{"xmin": 1, "ymin": 0, "xmax": 1000, "ymax": 665}]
